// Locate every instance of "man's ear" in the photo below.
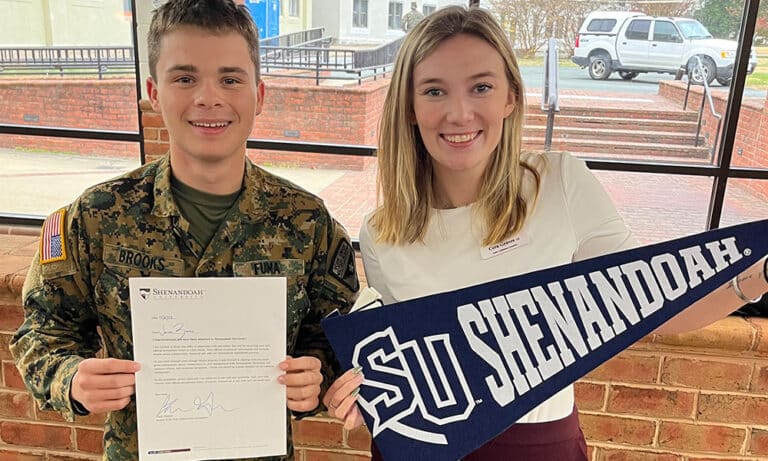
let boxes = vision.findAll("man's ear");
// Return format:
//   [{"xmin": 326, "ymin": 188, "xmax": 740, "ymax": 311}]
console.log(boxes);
[
  {"xmin": 254, "ymin": 80, "xmax": 266, "ymax": 116},
  {"xmin": 147, "ymin": 77, "xmax": 161, "ymax": 113}
]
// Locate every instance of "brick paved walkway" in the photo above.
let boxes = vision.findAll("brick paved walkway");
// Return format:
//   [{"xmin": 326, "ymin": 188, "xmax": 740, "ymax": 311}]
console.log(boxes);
[
  {"xmin": 318, "ymin": 90, "xmax": 768, "ymax": 243},
  {"xmin": 1, "ymin": 90, "xmax": 766, "ymax": 243}
]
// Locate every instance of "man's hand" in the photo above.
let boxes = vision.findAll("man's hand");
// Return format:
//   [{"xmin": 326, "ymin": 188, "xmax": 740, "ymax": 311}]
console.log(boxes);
[
  {"xmin": 278, "ymin": 356, "xmax": 323, "ymax": 412},
  {"xmin": 71, "ymin": 358, "xmax": 140, "ymax": 414}
]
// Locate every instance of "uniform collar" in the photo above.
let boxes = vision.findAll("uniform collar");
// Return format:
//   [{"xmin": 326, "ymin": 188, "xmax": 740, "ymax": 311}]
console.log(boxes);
[
  {"xmin": 150, "ymin": 155, "xmax": 268, "ymax": 224},
  {"xmin": 150, "ymin": 155, "xmax": 180, "ymax": 218}
]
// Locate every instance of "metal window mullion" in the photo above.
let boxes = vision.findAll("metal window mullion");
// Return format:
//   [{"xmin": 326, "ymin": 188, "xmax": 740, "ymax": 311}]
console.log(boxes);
[
  {"xmin": 129, "ymin": 0, "xmax": 146, "ymax": 165},
  {"xmin": 706, "ymin": 0, "xmax": 759, "ymax": 229}
]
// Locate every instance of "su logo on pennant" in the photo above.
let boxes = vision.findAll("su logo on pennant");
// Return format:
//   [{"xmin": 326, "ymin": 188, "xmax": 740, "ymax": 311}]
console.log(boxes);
[{"xmin": 353, "ymin": 327, "xmax": 476, "ymax": 445}]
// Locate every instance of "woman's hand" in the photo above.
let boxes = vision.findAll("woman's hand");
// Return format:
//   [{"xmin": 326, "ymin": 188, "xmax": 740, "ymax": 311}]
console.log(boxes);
[{"xmin": 323, "ymin": 367, "xmax": 365, "ymax": 430}]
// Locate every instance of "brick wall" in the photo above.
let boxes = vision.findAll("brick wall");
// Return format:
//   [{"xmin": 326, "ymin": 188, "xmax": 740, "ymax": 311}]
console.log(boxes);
[
  {"xmin": 0, "ymin": 79, "xmax": 139, "ymax": 158},
  {"xmin": 659, "ymin": 81, "xmax": 768, "ymax": 202},
  {"xmin": 0, "ymin": 78, "xmax": 387, "ymax": 169},
  {"xmin": 2, "ymin": 239, "xmax": 768, "ymax": 460}
]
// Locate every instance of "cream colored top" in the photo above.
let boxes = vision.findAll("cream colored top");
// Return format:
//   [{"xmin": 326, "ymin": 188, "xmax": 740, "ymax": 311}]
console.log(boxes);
[{"xmin": 359, "ymin": 152, "xmax": 636, "ymax": 423}]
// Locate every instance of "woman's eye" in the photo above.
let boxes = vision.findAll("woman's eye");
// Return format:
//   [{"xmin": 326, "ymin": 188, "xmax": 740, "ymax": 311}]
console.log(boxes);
[
  {"xmin": 424, "ymin": 88, "xmax": 443, "ymax": 96},
  {"xmin": 475, "ymin": 84, "xmax": 492, "ymax": 93}
]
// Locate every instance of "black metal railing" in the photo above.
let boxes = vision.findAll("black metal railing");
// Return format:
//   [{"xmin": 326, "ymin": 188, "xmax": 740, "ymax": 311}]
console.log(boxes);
[
  {"xmin": 541, "ymin": 37, "xmax": 560, "ymax": 151},
  {"xmin": 262, "ymin": 46, "xmax": 355, "ymax": 70},
  {"xmin": 353, "ymin": 36, "xmax": 404, "ymax": 69},
  {"xmin": 682, "ymin": 56, "xmax": 722, "ymax": 158},
  {"xmin": 0, "ymin": 46, "xmax": 134, "ymax": 79},
  {"xmin": 260, "ymin": 36, "xmax": 402, "ymax": 85},
  {"xmin": 0, "ymin": 36, "xmax": 401, "ymax": 85},
  {"xmin": 260, "ymin": 28, "xmax": 325, "ymax": 49}
]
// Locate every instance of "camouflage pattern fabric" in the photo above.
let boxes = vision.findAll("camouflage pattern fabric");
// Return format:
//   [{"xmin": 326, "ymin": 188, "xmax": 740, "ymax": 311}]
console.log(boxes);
[
  {"xmin": 402, "ymin": 10, "xmax": 425, "ymax": 32},
  {"xmin": 11, "ymin": 155, "xmax": 359, "ymax": 460}
]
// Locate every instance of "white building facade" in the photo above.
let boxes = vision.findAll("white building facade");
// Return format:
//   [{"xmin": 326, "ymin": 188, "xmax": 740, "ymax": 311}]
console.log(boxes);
[{"xmin": 313, "ymin": 0, "xmax": 466, "ymax": 45}]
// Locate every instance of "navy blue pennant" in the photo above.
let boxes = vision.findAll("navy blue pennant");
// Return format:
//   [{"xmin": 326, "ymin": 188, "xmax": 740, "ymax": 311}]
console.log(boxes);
[{"xmin": 322, "ymin": 220, "xmax": 768, "ymax": 461}]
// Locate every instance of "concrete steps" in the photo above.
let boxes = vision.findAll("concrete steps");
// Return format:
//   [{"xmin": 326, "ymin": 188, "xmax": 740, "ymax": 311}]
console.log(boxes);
[
  {"xmin": 525, "ymin": 113, "xmax": 699, "ymax": 133},
  {"xmin": 524, "ymin": 126, "xmax": 702, "ymax": 146},
  {"xmin": 523, "ymin": 137, "xmax": 711, "ymax": 159},
  {"xmin": 523, "ymin": 105, "xmax": 709, "ymax": 160}
]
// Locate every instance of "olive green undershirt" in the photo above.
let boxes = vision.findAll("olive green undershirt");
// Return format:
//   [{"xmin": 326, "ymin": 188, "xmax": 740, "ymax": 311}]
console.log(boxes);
[{"xmin": 170, "ymin": 175, "xmax": 242, "ymax": 249}]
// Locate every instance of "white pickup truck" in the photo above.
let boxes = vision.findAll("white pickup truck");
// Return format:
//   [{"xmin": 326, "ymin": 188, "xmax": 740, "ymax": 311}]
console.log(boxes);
[{"xmin": 571, "ymin": 11, "xmax": 757, "ymax": 85}]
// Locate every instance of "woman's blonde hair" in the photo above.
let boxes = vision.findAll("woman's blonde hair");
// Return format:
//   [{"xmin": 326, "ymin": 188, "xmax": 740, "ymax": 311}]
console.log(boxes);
[{"xmin": 371, "ymin": 5, "xmax": 541, "ymax": 246}]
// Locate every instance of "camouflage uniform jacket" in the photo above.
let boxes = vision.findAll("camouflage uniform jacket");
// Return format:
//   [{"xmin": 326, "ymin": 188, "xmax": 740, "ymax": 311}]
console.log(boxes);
[
  {"xmin": 11, "ymin": 155, "xmax": 359, "ymax": 460},
  {"xmin": 401, "ymin": 10, "xmax": 424, "ymax": 32}
]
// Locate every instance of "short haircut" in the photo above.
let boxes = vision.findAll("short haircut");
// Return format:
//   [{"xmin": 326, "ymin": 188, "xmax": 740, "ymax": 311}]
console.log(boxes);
[{"xmin": 148, "ymin": 0, "xmax": 261, "ymax": 81}]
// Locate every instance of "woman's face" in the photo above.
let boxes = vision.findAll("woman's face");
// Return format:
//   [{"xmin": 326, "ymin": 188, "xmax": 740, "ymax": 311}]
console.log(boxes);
[{"xmin": 412, "ymin": 33, "xmax": 516, "ymax": 188}]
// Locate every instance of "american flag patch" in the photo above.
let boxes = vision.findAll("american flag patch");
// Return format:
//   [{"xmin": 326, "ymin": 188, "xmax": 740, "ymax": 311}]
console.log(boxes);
[{"xmin": 40, "ymin": 208, "xmax": 68, "ymax": 264}]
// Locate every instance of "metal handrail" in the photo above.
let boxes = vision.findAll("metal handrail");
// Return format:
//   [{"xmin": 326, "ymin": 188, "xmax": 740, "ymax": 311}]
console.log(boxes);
[
  {"xmin": 353, "ymin": 36, "xmax": 405, "ymax": 69},
  {"xmin": 0, "ymin": 46, "xmax": 134, "ymax": 79},
  {"xmin": 0, "ymin": 34, "xmax": 402, "ymax": 85},
  {"xmin": 541, "ymin": 38, "xmax": 560, "ymax": 151},
  {"xmin": 682, "ymin": 56, "xmax": 722, "ymax": 156},
  {"xmin": 260, "ymin": 28, "xmax": 325, "ymax": 49}
]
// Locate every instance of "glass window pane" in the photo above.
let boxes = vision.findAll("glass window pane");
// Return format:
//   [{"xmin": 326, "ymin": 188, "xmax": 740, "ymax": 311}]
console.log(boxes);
[
  {"xmin": 247, "ymin": 149, "xmax": 376, "ymax": 238},
  {"xmin": 721, "ymin": 178, "xmax": 768, "ymax": 226},
  {"xmin": 0, "ymin": 135, "xmax": 140, "ymax": 216},
  {"xmin": 591, "ymin": 170, "xmax": 711, "ymax": 244},
  {"xmin": 1, "ymin": 0, "xmax": 140, "ymax": 218}
]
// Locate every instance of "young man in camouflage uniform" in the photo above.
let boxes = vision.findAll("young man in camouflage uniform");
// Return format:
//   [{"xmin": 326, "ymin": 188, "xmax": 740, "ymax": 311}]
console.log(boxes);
[
  {"xmin": 10, "ymin": 0, "xmax": 359, "ymax": 459},
  {"xmin": 401, "ymin": 2, "xmax": 425, "ymax": 32}
]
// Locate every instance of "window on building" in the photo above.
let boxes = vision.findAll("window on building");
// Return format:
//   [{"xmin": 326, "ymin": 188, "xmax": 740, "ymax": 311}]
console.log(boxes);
[
  {"xmin": 353, "ymin": 0, "xmax": 368, "ymax": 28},
  {"xmin": 388, "ymin": 1, "xmax": 403, "ymax": 30},
  {"xmin": 423, "ymin": 4, "xmax": 436, "ymax": 15},
  {"xmin": 288, "ymin": 0, "xmax": 299, "ymax": 17}
]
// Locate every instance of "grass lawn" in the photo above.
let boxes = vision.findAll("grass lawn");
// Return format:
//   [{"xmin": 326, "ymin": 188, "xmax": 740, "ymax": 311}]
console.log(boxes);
[{"xmin": 746, "ymin": 46, "xmax": 768, "ymax": 89}]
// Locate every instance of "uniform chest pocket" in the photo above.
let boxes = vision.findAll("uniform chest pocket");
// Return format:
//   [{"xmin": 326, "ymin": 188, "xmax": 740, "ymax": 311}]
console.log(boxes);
[
  {"xmin": 95, "ymin": 246, "xmax": 184, "ymax": 358},
  {"xmin": 234, "ymin": 259, "xmax": 310, "ymax": 346}
]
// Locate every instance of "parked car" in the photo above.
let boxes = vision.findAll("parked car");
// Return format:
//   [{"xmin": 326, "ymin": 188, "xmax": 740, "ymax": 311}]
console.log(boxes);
[{"xmin": 572, "ymin": 11, "xmax": 757, "ymax": 85}]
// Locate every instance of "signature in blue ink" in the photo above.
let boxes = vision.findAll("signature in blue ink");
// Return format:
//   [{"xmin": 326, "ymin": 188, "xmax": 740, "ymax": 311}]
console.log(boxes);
[{"xmin": 156, "ymin": 322, "xmax": 196, "ymax": 339}]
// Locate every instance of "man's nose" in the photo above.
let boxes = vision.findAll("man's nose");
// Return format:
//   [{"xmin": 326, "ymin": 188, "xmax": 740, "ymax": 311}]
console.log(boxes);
[{"xmin": 193, "ymin": 81, "xmax": 223, "ymax": 107}]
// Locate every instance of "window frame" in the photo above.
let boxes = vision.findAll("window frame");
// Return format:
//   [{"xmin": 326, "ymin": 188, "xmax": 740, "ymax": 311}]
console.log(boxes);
[
  {"xmin": 352, "ymin": 0, "xmax": 368, "ymax": 29},
  {"xmin": 1, "ymin": 0, "xmax": 767, "ymax": 235},
  {"xmin": 288, "ymin": 0, "xmax": 299, "ymax": 17},
  {"xmin": 388, "ymin": 1, "xmax": 403, "ymax": 30}
]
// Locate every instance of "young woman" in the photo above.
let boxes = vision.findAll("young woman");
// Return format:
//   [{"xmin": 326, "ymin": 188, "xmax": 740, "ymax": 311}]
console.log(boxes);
[{"xmin": 324, "ymin": 6, "xmax": 768, "ymax": 459}]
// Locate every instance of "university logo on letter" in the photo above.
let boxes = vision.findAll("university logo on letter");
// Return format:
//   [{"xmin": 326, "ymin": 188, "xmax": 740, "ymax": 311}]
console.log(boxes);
[{"xmin": 352, "ymin": 327, "xmax": 476, "ymax": 445}]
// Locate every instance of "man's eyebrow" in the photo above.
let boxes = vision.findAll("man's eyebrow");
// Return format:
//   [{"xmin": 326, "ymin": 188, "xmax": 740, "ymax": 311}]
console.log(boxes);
[
  {"xmin": 164, "ymin": 66, "xmax": 249, "ymax": 75},
  {"xmin": 219, "ymin": 66, "xmax": 249, "ymax": 75},
  {"xmin": 166, "ymin": 64, "xmax": 197, "ymax": 74}
]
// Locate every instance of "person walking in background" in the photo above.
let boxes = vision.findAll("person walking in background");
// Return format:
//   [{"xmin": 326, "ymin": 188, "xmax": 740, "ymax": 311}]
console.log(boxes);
[
  {"xmin": 401, "ymin": 1, "xmax": 425, "ymax": 32},
  {"xmin": 324, "ymin": 6, "xmax": 768, "ymax": 460},
  {"xmin": 10, "ymin": 1, "xmax": 358, "ymax": 460}
]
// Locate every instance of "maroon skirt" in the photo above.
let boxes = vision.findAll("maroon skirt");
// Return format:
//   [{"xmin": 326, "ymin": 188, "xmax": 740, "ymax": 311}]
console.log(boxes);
[{"xmin": 370, "ymin": 407, "xmax": 587, "ymax": 461}]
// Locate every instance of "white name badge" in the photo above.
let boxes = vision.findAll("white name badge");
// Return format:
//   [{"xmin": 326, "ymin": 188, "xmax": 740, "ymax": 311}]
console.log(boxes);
[{"xmin": 480, "ymin": 232, "xmax": 530, "ymax": 259}]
